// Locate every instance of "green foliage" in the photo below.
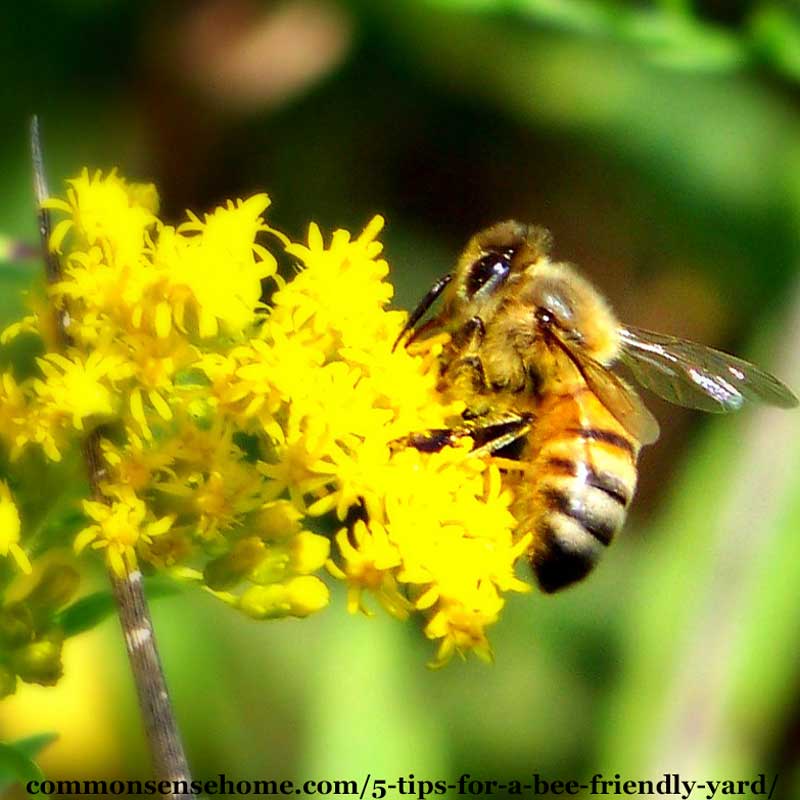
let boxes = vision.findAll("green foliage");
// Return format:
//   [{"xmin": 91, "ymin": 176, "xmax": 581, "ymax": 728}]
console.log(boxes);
[
  {"xmin": 751, "ymin": 4, "xmax": 800, "ymax": 81},
  {"xmin": 0, "ymin": 733, "xmax": 56, "ymax": 796},
  {"xmin": 55, "ymin": 591, "xmax": 116, "ymax": 638},
  {"xmin": 405, "ymin": 0, "xmax": 800, "ymax": 78},
  {"xmin": 56, "ymin": 579, "xmax": 180, "ymax": 638}
]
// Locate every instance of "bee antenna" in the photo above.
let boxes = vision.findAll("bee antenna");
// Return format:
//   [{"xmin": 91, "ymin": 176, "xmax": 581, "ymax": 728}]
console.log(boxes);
[{"xmin": 392, "ymin": 272, "xmax": 452, "ymax": 352}]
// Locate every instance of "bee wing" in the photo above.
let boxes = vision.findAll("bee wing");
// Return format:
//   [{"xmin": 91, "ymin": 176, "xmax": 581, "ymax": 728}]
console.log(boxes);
[
  {"xmin": 618, "ymin": 325, "xmax": 798, "ymax": 413},
  {"xmin": 553, "ymin": 332, "xmax": 661, "ymax": 445}
]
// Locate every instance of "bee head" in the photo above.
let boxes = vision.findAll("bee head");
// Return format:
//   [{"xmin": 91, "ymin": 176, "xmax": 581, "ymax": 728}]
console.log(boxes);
[
  {"xmin": 394, "ymin": 221, "xmax": 552, "ymax": 350},
  {"xmin": 456, "ymin": 221, "xmax": 551, "ymax": 302},
  {"xmin": 527, "ymin": 264, "xmax": 620, "ymax": 365}
]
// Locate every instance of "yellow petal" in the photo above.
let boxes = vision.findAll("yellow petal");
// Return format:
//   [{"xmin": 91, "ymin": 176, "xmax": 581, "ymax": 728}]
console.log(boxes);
[
  {"xmin": 74, "ymin": 525, "xmax": 100, "ymax": 553},
  {"xmin": 129, "ymin": 388, "xmax": 152, "ymax": 440},
  {"xmin": 148, "ymin": 390, "xmax": 172, "ymax": 421},
  {"xmin": 49, "ymin": 219, "xmax": 74, "ymax": 254},
  {"xmin": 40, "ymin": 198, "xmax": 72, "ymax": 212},
  {"xmin": 9, "ymin": 543, "xmax": 32, "ymax": 574},
  {"xmin": 108, "ymin": 547, "xmax": 128, "ymax": 578}
]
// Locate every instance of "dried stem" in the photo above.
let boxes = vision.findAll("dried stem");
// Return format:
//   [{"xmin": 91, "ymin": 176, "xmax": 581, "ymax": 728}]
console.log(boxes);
[{"xmin": 31, "ymin": 117, "xmax": 192, "ymax": 795}]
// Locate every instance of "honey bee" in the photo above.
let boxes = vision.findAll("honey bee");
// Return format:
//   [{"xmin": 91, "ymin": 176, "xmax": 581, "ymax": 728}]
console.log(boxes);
[{"xmin": 396, "ymin": 221, "xmax": 798, "ymax": 593}]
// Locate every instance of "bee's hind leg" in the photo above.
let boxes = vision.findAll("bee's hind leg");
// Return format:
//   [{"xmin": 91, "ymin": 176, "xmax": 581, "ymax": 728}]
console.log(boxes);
[{"xmin": 399, "ymin": 412, "xmax": 533, "ymax": 461}]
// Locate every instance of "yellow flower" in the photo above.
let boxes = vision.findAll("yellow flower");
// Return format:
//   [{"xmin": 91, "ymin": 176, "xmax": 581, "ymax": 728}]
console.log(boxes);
[
  {"xmin": 33, "ymin": 351, "xmax": 123, "ymax": 431},
  {"xmin": 328, "ymin": 520, "xmax": 410, "ymax": 618},
  {"xmin": 13, "ymin": 170, "xmax": 534, "ymax": 666},
  {"xmin": 247, "ymin": 219, "xmax": 528, "ymax": 663},
  {"xmin": 425, "ymin": 589, "xmax": 503, "ymax": 668},
  {"xmin": 101, "ymin": 429, "xmax": 176, "ymax": 491},
  {"xmin": 154, "ymin": 195, "xmax": 276, "ymax": 338},
  {"xmin": 75, "ymin": 488, "xmax": 175, "ymax": 577},
  {"xmin": 0, "ymin": 482, "xmax": 30, "ymax": 574},
  {"xmin": 0, "ymin": 372, "xmax": 33, "ymax": 460},
  {"xmin": 43, "ymin": 168, "xmax": 158, "ymax": 267}
]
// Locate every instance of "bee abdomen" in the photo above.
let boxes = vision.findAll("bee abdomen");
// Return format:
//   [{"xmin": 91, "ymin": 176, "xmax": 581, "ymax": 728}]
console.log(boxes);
[
  {"xmin": 533, "ymin": 517, "xmax": 606, "ymax": 594},
  {"xmin": 545, "ymin": 457, "xmax": 632, "ymax": 508},
  {"xmin": 525, "ymin": 441, "xmax": 637, "ymax": 593},
  {"xmin": 541, "ymin": 486, "xmax": 617, "ymax": 546}
]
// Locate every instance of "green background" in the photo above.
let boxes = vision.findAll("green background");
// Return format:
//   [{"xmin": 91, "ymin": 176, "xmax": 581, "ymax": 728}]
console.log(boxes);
[{"xmin": 2, "ymin": 1, "xmax": 800, "ymax": 798}]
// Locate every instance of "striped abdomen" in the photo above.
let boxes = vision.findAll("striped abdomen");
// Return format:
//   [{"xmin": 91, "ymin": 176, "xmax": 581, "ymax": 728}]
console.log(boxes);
[{"xmin": 513, "ymin": 389, "xmax": 640, "ymax": 593}]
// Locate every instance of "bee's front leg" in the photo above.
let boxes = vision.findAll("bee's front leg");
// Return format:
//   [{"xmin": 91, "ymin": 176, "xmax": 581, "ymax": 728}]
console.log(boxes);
[
  {"xmin": 454, "ymin": 315, "xmax": 486, "ymax": 347},
  {"xmin": 439, "ymin": 316, "xmax": 491, "ymax": 396},
  {"xmin": 441, "ymin": 354, "xmax": 490, "ymax": 396}
]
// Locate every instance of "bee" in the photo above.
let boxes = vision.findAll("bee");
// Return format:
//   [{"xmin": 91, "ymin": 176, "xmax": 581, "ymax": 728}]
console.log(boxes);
[{"xmin": 396, "ymin": 221, "xmax": 798, "ymax": 593}]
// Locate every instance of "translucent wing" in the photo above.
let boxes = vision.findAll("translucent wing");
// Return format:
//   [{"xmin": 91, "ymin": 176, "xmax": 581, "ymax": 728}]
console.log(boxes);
[
  {"xmin": 619, "ymin": 325, "xmax": 798, "ymax": 413},
  {"xmin": 554, "ymin": 333, "xmax": 661, "ymax": 445}
]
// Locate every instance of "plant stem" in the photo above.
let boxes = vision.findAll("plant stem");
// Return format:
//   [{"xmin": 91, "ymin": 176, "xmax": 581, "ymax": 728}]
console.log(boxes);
[{"xmin": 31, "ymin": 116, "xmax": 193, "ymax": 797}]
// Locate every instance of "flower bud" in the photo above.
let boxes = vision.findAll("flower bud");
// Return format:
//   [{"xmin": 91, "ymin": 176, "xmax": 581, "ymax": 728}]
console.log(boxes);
[
  {"xmin": 204, "ymin": 537, "xmax": 266, "ymax": 590},
  {"xmin": 289, "ymin": 532, "xmax": 330, "ymax": 574},
  {"xmin": 247, "ymin": 549, "xmax": 289, "ymax": 585},
  {"xmin": 0, "ymin": 603, "xmax": 34, "ymax": 647},
  {"xmin": 285, "ymin": 576, "xmax": 330, "ymax": 616},
  {"xmin": 239, "ymin": 576, "xmax": 329, "ymax": 619},
  {"xmin": 256, "ymin": 500, "xmax": 303, "ymax": 541},
  {"xmin": 12, "ymin": 635, "xmax": 64, "ymax": 686}
]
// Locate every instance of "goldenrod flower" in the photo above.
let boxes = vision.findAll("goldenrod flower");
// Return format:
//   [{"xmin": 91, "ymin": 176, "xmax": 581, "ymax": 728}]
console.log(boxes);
[
  {"xmin": 33, "ymin": 351, "xmax": 123, "ymax": 431},
  {"xmin": 0, "ymin": 169, "xmax": 533, "ymax": 666},
  {"xmin": 75, "ymin": 489, "xmax": 175, "ymax": 577},
  {"xmin": 0, "ymin": 482, "xmax": 30, "ymax": 574},
  {"xmin": 158, "ymin": 195, "xmax": 275, "ymax": 337},
  {"xmin": 43, "ymin": 167, "xmax": 158, "ymax": 265}
]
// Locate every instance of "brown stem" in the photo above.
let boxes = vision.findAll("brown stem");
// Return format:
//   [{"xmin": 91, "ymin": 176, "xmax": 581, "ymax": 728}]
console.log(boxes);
[{"xmin": 31, "ymin": 117, "xmax": 193, "ymax": 796}]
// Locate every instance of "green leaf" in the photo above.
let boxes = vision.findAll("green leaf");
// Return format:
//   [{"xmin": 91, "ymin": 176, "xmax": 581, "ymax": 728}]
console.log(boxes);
[
  {"xmin": 513, "ymin": 0, "xmax": 617, "ymax": 35},
  {"xmin": 56, "ymin": 590, "xmax": 116, "ymax": 637},
  {"xmin": 423, "ymin": 0, "xmax": 505, "ymax": 11},
  {"xmin": 751, "ymin": 5, "xmax": 800, "ymax": 82},
  {"xmin": 10, "ymin": 733, "xmax": 57, "ymax": 761},
  {"xmin": 623, "ymin": 13, "xmax": 745, "ymax": 73},
  {"xmin": 57, "ymin": 578, "xmax": 181, "ymax": 637},
  {"xmin": 0, "ymin": 734, "xmax": 56, "ymax": 796}
]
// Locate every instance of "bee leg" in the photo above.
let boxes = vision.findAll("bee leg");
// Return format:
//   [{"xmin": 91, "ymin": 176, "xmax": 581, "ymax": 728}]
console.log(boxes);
[
  {"xmin": 452, "ymin": 316, "xmax": 486, "ymax": 348},
  {"xmin": 439, "ymin": 316, "xmax": 490, "ymax": 391},
  {"xmin": 400, "ymin": 412, "xmax": 532, "ymax": 458},
  {"xmin": 468, "ymin": 414, "xmax": 532, "ymax": 458},
  {"xmin": 403, "ymin": 429, "xmax": 460, "ymax": 453},
  {"xmin": 489, "ymin": 456, "xmax": 532, "ymax": 473},
  {"xmin": 440, "ymin": 354, "xmax": 490, "ymax": 396}
]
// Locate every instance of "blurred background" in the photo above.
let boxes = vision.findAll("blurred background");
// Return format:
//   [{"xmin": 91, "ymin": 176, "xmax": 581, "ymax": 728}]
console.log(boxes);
[{"xmin": 2, "ymin": 0, "xmax": 800, "ymax": 797}]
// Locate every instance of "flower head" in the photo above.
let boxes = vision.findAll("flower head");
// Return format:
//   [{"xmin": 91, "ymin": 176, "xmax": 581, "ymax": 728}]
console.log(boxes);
[
  {"xmin": 0, "ymin": 169, "xmax": 533, "ymax": 668},
  {"xmin": 75, "ymin": 489, "xmax": 174, "ymax": 577},
  {"xmin": 43, "ymin": 168, "xmax": 158, "ymax": 266}
]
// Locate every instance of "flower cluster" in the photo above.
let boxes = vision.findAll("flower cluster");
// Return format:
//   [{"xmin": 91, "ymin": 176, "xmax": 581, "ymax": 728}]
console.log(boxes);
[{"xmin": 0, "ymin": 169, "xmax": 529, "ymax": 679}]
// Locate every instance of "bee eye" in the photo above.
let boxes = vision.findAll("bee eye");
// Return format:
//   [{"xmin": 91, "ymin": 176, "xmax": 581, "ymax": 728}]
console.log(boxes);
[{"xmin": 466, "ymin": 251, "xmax": 512, "ymax": 298}]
